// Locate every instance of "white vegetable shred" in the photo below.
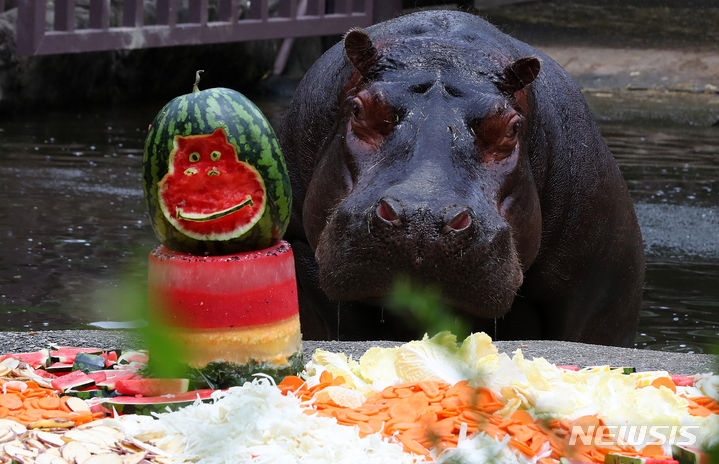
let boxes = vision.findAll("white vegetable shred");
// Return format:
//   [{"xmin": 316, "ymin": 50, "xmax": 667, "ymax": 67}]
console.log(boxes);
[{"xmin": 116, "ymin": 378, "xmax": 428, "ymax": 464}]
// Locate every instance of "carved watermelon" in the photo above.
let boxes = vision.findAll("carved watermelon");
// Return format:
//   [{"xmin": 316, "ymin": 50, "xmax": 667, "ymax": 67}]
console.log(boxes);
[
  {"xmin": 143, "ymin": 85, "xmax": 291, "ymax": 255},
  {"xmin": 102, "ymin": 389, "xmax": 215, "ymax": 415}
]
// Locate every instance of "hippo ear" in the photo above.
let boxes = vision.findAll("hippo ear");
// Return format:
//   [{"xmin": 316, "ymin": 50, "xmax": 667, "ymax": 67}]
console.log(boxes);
[
  {"xmin": 499, "ymin": 56, "xmax": 541, "ymax": 93},
  {"xmin": 344, "ymin": 28, "xmax": 380, "ymax": 78}
]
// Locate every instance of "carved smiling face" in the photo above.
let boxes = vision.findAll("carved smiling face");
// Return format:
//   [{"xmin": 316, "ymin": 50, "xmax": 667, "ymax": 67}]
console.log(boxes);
[{"xmin": 158, "ymin": 127, "xmax": 266, "ymax": 241}]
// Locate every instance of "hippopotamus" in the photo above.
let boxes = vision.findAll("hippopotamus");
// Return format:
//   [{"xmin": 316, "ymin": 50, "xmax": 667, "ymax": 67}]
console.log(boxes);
[{"xmin": 277, "ymin": 10, "xmax": 644, "ymax": 346}]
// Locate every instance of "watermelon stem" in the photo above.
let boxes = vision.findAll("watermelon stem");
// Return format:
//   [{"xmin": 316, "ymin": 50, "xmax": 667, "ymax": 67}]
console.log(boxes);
[{"xmin": 193, "ymin": 70, "xmax": 204, "ymax": 93}]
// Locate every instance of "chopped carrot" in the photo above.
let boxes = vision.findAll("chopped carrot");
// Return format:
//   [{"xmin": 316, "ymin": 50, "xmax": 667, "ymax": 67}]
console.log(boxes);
[
  {"xmin": 276, "ymin": 371, "xmax": 718, "ymax": 461},
  {"xmin": 0, "ymin": 378, "xmax": 103, "ymax": 427},
  {"xmin": 0, "ymin": 393, "xmax": 23, "ymax": 410},
  {"xmin": 511, "ymin": 409, "xmax": 535, "ymax": 425},
  {"xmin": 650, "ymin": 377, "xmax": 677, "ymax": 393}
]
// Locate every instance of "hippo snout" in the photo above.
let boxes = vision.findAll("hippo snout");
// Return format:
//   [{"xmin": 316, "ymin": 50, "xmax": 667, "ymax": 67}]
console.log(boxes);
[{"xmin": 371, "ymin": 197, "xmax": 479, "ymax": 247}]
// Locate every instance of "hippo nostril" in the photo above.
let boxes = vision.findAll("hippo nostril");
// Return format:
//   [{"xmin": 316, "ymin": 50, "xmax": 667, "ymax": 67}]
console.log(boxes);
[
  {"xmin": 376, "ymin": 198, "xmax": 402, "ymax": 226},
  {"xmin": 443, "ymin": 208, "xmax": 472, "ymax": 233}
]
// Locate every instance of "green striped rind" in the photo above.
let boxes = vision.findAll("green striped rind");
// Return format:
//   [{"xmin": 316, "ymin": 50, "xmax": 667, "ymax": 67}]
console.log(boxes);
[{"xmin": 143, "ymin": 88, "xmax": 291, "ymax": 255}]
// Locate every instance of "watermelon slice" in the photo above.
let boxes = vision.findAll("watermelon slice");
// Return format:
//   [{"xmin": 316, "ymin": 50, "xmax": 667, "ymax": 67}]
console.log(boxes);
[
  {"xmin": 670, "ymin": 375, "xmax": 694, "ymax": 387},
  {"xmin": 672, "ymin": 445, "xmax": 710, "ymax": 464},
  {"xmin": 118, "ymin": 350, "xmax": 149, "ymax": 365},
  {"xmin": 72, "ymin": 353, "xmax": 107, "ymax": 373},
  {"xmin": 605, "ymin": 454, "xmax": 679, "ymax": 464},
  {"xmin": 557, "ymin": 365, "xmax": 580, "ymax": 371},
  {"xmin": 50, "ymin": 347, "xmax": 103, "ymax": 363},
  {"xmin": 44, "ymin": 362, "xmax": 74, "ymax": 373},
  {"xmin": 115, "ymin": 378, "xmax": 189, "ymax": 397},
  {"xmin": 102, "ymin": 351, "xmax": 119, "ymax": 367},
  {"xmin": 65, "ymin": 386, "xmax": 116, "ymax": 400},
  {"xmin": 103, "ymin": 389, "xmax": 215, "ymax": 415},
  {"xmin": 0, "ymin": 349, "xmax": 50, "ymax": 368},
  {"xmin": 95, "ymin": 371, "xmax": 138, "ymax": 391},
  {"xmin": 51, "ymin": 370, "xmax": 96, "ymax": 392}
]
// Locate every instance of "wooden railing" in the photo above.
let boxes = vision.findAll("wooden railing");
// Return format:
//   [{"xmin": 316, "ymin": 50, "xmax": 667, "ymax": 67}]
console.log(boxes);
[{"xmin": 14, "ymin": 0, "xmax": 391, "ymax": 56}]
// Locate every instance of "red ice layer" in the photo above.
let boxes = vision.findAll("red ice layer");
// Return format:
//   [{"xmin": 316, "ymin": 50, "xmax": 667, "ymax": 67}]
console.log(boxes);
[{"xmin": 148, "ymin": 241, "xmax": 299, "ymax": 328}]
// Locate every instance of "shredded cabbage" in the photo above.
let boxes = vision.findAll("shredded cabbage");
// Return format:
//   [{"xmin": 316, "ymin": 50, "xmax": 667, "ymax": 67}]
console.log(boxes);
[{"xmin": 115, "ymin": 378, "xmax": 427, "ymax": 464}]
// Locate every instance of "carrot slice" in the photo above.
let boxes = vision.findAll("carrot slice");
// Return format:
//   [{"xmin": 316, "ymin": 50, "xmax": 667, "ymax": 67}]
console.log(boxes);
[
  {"xmin": 650, "ymin": 377, "xmax": 677, "ymax": 393},
  {"xmin": 511, "ymin": 409, "xmax": 535, "ymax": 425},
  {"xmin": 0, "ymin": 393, "xmax": 23, "ymax": 410}
]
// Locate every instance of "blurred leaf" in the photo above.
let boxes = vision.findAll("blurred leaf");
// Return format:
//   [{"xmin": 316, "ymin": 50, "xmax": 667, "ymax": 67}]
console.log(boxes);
[
  {"xmin": 386, "ymin": 275, "xmax": 469, "ymax": 340},
  {"xmin": 92, "ymin": 252, "xmax": 188, "ymax": 378}
]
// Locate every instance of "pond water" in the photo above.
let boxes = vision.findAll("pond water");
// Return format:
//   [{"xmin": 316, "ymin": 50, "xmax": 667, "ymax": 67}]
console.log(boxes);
[{"xmin": 0, "ymin": 97, "xmax": 717, "ymax": 353}]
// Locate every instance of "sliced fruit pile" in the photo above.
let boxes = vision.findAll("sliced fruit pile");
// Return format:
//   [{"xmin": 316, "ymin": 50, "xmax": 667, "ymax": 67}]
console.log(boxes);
[
  {"xmin": 0, "ymin": 346, "xmax": 210, "ymax": 420},
  {"xmin": 0, "ymin": 417, "xmax": 177, "ymax": 464}
]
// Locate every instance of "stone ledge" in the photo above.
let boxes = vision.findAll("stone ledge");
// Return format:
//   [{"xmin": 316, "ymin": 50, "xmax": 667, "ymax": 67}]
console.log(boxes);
[{"xmin": 0, "ymin": 330, "xmax": 714, "ymax": 375}]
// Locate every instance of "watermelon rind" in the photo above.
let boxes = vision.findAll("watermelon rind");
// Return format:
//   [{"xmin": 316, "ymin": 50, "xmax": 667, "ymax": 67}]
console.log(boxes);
[
  {"xmin": 118, "ymin": 350, "xmax": 149, "ymax": 365},
  {"xmin": 50, "ymin": 347, "xmax": 103, "ymax": 363},
  {"xmin": 672, "ymin": 445, "xmax": 708, "ymax": 464},
  {"xmin": 0, "ymin": 349, "xmax": 50, "ymax": 368},
  {"xmin": 52, "ymin": 371, "xmax": 96, "ymax": 392},
  {"xmin": 115, "ymin": 378, "xmax": 190, "ymax": 397},
  {"xmin": 65, "ymin": 388, "xmax": 117, "ymax": 400},
  {"xmin": 103, "ymin": 389, "xmax": 215, "ymax": 415},
  {"xmin": 73, "ymin": 353, "xmax": 107, "ymax": 373},
  {"xmin": 143, "ymin": 87, "xmax": 292, "ymax": 255},
  {"xmin": 45, "ymin": 362, "xmax": 74, "ymax": 373}
]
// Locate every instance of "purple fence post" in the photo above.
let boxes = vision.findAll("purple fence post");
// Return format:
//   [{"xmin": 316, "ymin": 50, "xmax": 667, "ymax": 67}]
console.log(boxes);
[
  {"xmin": 17, "ymin": 0, "xmax": 46, "ymax": 56},
  {"xmin": 89, "ymin": 0, "xmax": 110, "ymax": 29},
  {"xmin": 54, "ymin": 0, "xmax": 75, "ymax": 31},
  {"xmin": 157, "ymin": 0, "xmax": 177, "ymax": 26},
  {"xmin": 189, "ymin": 0, "xmax": 209, "ymax": 24},
  {"xmin": 123, "ymin": 0, "xmax": 144, "ymax": 27},
  {"xmin": 372, "ymin": 0, "xmax": 401, "ymax": 23}
]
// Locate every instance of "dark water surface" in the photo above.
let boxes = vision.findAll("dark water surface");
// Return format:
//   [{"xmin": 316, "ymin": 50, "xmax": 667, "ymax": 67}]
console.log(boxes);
[{"xmin": 0, "ymin": 99, "xmax": 717, "ymax": 352}]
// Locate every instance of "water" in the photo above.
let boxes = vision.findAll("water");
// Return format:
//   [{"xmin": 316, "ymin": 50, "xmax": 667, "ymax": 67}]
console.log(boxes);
[{"xmin": 0, "ymin": 100, "xmax": 717, "ymax": 353}]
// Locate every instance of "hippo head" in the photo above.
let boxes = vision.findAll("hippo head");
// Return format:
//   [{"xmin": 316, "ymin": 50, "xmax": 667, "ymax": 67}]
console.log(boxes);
[{"xmin": 302, "ymin": 29, "xmax": 543, "ymax": 318}]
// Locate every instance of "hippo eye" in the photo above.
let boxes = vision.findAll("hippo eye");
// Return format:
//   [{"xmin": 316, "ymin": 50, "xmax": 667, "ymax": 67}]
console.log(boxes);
[
  {"xmin": 512, "ymin": 120, "xmax": 521, "ymax": 134},
  {"xmin": 351, "ymin": 97, "xmax": 364, "ymax": 118},
  {"xmin": 189, "ymin": 152, "xmax": 200, "ymax": 162},
  {"xmin": 507, "ymin": 115, "xmax": 523, "ymax": 139},
  {"xmin": 210, "ymin": 150, "xmax": 221, "ymax": 161}
]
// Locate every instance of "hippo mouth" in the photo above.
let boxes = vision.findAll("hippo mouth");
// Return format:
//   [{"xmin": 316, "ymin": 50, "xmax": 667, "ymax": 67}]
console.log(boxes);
[
  {"xmin": 176, "ymin": 195, "xmax": 253, "ymax": 222},
  {"xmin": 314, "ymin": 216, "xmax": 524, "ymax": 318}
]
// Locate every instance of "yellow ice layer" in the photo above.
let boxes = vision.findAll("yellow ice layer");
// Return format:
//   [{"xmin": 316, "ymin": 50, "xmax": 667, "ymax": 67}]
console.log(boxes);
[{"xmin": 174, "ymin": 314, "xmax": 301, "ymax": 367}]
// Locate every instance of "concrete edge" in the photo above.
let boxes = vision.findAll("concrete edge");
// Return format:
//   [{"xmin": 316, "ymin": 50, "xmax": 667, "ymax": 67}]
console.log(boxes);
[{"xmin": 0, "ymin": 330, "xmax": 715, "ymax": 375}]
